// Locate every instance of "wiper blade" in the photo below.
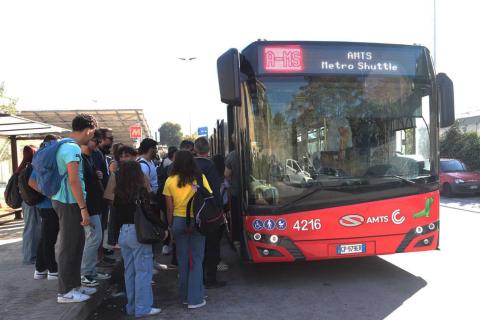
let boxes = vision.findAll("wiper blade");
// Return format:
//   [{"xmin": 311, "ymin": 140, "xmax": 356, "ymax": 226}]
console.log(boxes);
[
  {"xmin": 276, "ymin": 184, "xmax": 324, "ymax": 212},
  {"xmin": 373, "ymin": 175, "xmax": 431, "ymax": 189}
]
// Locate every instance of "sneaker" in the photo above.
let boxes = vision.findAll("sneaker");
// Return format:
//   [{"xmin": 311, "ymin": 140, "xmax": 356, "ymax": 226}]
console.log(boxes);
[
  {"xmin": 81, "ymin": 275, "xmax": 100, "ymax": 287},
  {"xmin": 138, "ymin": 307, "xmax": 161, "ymax": 317},
  {"xmin": 57, "ymin": 289, "xmax": 90, "ymax": 303},
  {"xmin": 162, "ymin": 245, "xmax": 171, "ymax": 255},
  {"xmin": 183, "ymin": 295, "xmax": 208, "ymax": 305},
  {"xmin": 77, "ymin": 286, "xmax": 97, "ymax": 295},
  {"xmin": 205, "ymin": 280, "xmax": 227, "ymax": 289},
  {"xmin": 34, "ymin": 270, "xmax": 47, "ymax": 280},
  {"xmin": 217, "ymin": 261, "xmax": 229, "ymax": 272},
  {"xmin": 188, "ymin": 300, "xmax": 206, "ymax": 309},
  {"xmin": 93, "ymin": 272, "xmax": 111, "ymax": 280},
  {"xmin": 47, "ymin": 272, "xmax": 59, "ymax": 280}
]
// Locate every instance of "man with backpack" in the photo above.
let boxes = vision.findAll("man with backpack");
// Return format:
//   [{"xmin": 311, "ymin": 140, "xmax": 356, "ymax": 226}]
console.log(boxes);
[
  {"xmin": 34, "ymin": 114, "xmax": 98, "ymax": 303},
  {"xmin": 16, "ymin": 145, "xmax": 41, "ymax": 265},
  {"xmin": 194, "ymin": 137, "xmax": 226, "ymax": 289}
]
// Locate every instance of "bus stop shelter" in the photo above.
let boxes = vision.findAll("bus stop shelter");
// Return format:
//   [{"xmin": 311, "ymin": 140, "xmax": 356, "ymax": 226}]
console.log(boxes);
[
  {"xmin": 0, "ymin": 113, "xmax": 70, "ymax": 170},
  {"xmin": 0, "ymin": 113, "xmax": 69, "ymax": 218}
]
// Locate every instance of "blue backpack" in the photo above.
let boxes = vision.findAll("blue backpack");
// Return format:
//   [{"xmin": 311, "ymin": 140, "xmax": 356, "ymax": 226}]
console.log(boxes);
[{"xmin": 31, "ymin": 138, "xmax": 75, "ymax": 197}]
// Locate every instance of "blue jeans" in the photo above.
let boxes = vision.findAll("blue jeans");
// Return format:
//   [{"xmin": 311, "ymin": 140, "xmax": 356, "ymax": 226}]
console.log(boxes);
[
  {"xmin": 172, "ymin": 216, "xmax": 205, "ymax": 305},
  {"xmin": 119, "ymin": 224, "xmax": 154, "ymax": 317},
  {"xmin": 22, "ymin": 202, "xmax": 41, "ymax": 265},
  {"xmin": 81, "ymin": 214, "xmax": 102, "ymax": 276}
]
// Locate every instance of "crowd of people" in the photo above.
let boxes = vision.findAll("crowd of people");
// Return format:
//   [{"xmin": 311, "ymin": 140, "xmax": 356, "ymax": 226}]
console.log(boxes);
[{"xmin": 15, "ymin": 113, "xmax": 234, "ymax": 318}]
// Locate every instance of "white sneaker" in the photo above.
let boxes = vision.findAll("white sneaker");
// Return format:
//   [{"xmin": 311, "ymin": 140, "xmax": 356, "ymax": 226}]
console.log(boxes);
[
  {"xmin": 57, "ymin": 289, "xmax": 90, "ymax": 303},
  {"xmin": 77, "ymin": 286, "xmax": 97, "ymax": 296},
  {"xmin": 140, "ymin": 307, "xmax": 162, "ymax": 317},
  {"xmin": 47, "ymin": 272, "xmax": 58, "ymax": 280},
  {"xmin": 188, "ymin": 299, "xmax": 206, "ymax": 309},
  {"xmin": 162, "ymin": 245, "xmax": 171, "ymax": 255},
  {"xmin": 34, "ymin": 270, "xmax": 47, "ymax": 280}
]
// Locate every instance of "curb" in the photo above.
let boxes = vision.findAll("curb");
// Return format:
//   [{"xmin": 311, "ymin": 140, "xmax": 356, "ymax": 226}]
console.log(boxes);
[{"xmin": 58, "ymin": 260, "xmax": 122, "ymax": 320}]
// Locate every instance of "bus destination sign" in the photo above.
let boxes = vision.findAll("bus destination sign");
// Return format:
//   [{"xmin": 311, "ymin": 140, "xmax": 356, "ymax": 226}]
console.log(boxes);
[{"xmin": 261, "ymin": 44, "xmax": 421, "ymax": 76}]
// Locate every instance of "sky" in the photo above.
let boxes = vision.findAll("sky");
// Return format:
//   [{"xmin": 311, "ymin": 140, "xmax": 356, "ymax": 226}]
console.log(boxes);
[{"xmin": 0, "ymin": 0, "xmax": 477, "ymax": 137}]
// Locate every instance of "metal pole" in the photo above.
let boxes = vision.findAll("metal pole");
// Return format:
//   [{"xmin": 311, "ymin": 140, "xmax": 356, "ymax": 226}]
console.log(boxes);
[{"xmin": 10, "ymin": 136, "xmax": 18, "ymax": 172}]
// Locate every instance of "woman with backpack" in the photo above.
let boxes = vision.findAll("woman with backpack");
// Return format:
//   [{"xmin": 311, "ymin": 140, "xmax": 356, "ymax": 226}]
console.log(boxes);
[
  {"xmin": 18, "ymin": 145, "xmax": 41, "ymax": 265},
  {"xmin": 113, "ymin": 161, "xmax": 162, "ymax": 317},
  {"xmin": 163, "ymin": 150, "xmax": 212, "ymax": 309}
]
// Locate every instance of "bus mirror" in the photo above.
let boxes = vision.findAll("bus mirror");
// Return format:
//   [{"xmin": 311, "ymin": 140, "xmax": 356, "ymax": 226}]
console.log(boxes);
[
  {"xmin": 437, "ymin": 73, "xmax": 455, "ymax": 128},
  {"xmin": 217, "ymin": 48, "xmax": 241, "ymax": 106}
]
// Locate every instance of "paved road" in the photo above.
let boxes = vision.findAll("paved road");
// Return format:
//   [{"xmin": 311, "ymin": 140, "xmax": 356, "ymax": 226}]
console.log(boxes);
[{"xmin": 91, "ymin": 196, "xmax": 480, "ymax": 320}]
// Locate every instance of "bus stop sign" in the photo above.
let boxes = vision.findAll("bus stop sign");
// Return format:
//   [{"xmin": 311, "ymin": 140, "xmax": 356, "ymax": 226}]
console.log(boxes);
[{"xmin": 129, "ymin": 125, "xmax": 142, "ymax": 139}]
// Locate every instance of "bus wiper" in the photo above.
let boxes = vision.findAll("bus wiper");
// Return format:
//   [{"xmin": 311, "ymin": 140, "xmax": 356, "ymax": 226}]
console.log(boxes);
[
  {"xmin": 374, "ymin": 175, "xmax": 430, "ymax": 189},
  {"xmin": 276, "ymin": 184, "xmax": 324, "ymax": 212}
]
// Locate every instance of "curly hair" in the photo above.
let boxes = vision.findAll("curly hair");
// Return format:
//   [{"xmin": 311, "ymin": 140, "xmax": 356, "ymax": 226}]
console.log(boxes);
[{"xmin": 170, "ymin": 150, "xmax": 201, "ymax": 188}]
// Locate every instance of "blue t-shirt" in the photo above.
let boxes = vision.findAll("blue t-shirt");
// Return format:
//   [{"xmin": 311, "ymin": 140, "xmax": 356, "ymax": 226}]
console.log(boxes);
[
  {"xmin": 30, "ymin": 170, "xmax": 53, "ymax": 209},
  {"xmin": 138, "ymin": 157, "xmax": 158, "ymax": 193},
  {"xmin": 52, "ymin": 141, "xmax": 86, "ymax": 204}
]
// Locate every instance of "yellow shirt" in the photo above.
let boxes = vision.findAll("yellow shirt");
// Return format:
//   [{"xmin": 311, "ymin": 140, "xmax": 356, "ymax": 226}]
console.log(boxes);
[{"xmin": 162, "ymin": 174, "xmax": 212, "ymax": 217}]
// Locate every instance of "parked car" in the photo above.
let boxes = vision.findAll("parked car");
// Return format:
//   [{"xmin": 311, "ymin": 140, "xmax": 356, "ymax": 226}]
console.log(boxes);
[
  {"xmin": 284, "ymin": 159, "xmax": 312, "ymax": 184},
  {"xmin": 439, "ymin": 159, "xmax": 480, "ymax": 196}
]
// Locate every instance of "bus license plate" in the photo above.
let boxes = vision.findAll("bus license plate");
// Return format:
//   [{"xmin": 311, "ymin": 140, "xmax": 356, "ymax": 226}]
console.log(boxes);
[
  {"xmin": 470, "ymin": 185, "xmax": 478, "ymax": 190},
  {"xmin": 336, "ymin": 243, "xmax": 366, "ymax": 255}
]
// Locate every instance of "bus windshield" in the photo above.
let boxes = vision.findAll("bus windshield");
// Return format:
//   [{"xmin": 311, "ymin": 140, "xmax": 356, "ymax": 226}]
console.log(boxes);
[{"xmin": 245, "ymin": 75, "xmax": 436, "ymax": 209}]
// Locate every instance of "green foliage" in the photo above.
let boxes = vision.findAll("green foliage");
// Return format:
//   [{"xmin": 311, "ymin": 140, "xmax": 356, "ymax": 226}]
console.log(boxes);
[
  {"xmin": 440, "ymin": 122, "xmax": 480, "ymax": 170},
  {"xmin": 0, "ymin": 82, "xmax": 18, "ymax": 115},
  {"xmin": 158, "ymin": 122, "xmax": 183, "ymax": 147}
]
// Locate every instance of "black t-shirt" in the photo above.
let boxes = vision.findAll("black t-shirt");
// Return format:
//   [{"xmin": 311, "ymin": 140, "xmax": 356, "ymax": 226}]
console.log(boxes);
[
  {"xmin": 91, "ymin": 150, "xmax": 110, "ymax": 188},
  {"xmin": 82, "ymin": 154, "xmax": 102, "ymax": 216}
]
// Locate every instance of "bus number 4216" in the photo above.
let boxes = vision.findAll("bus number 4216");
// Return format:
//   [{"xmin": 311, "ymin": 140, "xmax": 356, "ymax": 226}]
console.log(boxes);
[{"xmin": 293, "ymin": 219, "xmax": 322, "ymax": 231}]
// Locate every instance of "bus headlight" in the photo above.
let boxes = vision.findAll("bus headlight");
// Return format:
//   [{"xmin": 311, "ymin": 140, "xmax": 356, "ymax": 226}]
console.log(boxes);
[
  {"xmin": 270, "ymin": 235, "xmax": 279, "ymax": 244},
  {"xmin": 416, "ymin": 226, "xmax": 424, "ymax": 234},
  {"xmin": 455, "ymin": 179, "xmax": 465, "ymax": 184},
  {"xmin": 253, "ymin": 233, "xmax": 262, "ymax": 241},
  {"xmin": 428, "ymin": 223, "xmax": 436, "ymax": 231},
  {"xmin": 262, "ymin": 249, "xmax": 270, "ymax": 256}
]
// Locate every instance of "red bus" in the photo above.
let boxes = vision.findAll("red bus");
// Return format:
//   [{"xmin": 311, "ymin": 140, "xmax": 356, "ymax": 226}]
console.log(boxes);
[{"xmin": 214, "ymin": 41, "xmax": 454, "ymax": 263}]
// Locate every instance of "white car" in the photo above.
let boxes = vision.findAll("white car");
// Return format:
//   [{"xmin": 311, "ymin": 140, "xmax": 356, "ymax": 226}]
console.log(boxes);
[{"xmin": 285, "ymin": 159, "xmax": 312, "ymax": 184}]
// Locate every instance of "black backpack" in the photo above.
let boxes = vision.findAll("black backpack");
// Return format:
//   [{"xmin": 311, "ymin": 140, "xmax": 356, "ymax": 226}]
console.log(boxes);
[
  {"xmin": 4, "ymin": 172, "xmax": 22, "ymax": 209},
  {"xmin": 18, "ymin": 163, "xmax": 45, "ymax": 206},
  {"xmin": 186, "ymin": 175, "xmax": 225, "ymax": 235}
]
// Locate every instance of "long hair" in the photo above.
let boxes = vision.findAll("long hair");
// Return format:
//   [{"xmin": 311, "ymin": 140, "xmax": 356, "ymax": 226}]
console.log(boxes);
[
  {"xmin": 170, "ymin": 150, "xmax": 201, "ymax": 188},
  {"xmin": 114, "ymin": 161, "xmax": 146, "ymax": 203}
]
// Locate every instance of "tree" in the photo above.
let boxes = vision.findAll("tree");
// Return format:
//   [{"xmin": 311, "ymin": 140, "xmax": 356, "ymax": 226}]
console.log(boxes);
[
  {"xmin": 182, "ymin": 133, "xmax": 198, "ymax": 142},
  {"xmin": 440, "ymin": 122, "xmax": 480, "ymax": 170},
  {"xmin": 159, "ymin": 122, "xmax": 183, "ymax": 147},
  {"xmin": 0, "ymin": 82, "xmax": 18, "ymax": 115}
]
